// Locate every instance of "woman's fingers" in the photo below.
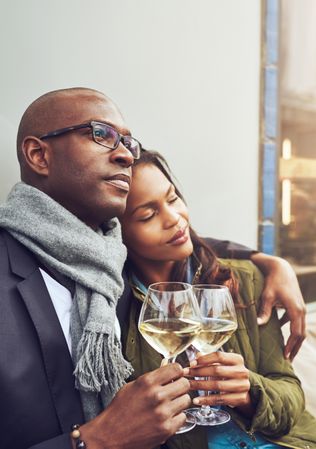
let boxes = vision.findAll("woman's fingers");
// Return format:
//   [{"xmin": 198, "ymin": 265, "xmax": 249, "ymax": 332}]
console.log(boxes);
[
  {"xmin": 189, "ymin": 377, "xmax": 250, "ymax": 393},
  {"xmin": 185, "ymin": 350, "xmax": 250, "ymax": 401},
  {"xmin": 185, "ymin": 351, "xmax": 248, "ymax": 379},
  {"xmin": 191, "ymin": 350, "xmax": 244, "ymax": 367},
  {"xmin": 185, "ymin": 363, "xmax": 248, "ymax": 379},
  {"xmin": 192, "ymin": 391, "xmax": 250, "ymax": 407}
]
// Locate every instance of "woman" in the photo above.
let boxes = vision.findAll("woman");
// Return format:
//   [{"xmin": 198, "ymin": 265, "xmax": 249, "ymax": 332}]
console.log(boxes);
[{"xmin": 120, "ymin": 150, "xmax": 315, "ymax": 449}]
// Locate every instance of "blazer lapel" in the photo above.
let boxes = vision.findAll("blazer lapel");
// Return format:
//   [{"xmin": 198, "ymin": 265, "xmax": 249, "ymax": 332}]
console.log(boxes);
[{"xmin": 4, "ymin": 231, "xmax": 84, "ymax": 430}]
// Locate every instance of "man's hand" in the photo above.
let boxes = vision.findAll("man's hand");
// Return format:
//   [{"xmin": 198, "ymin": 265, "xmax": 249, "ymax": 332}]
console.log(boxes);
[
  {"xmin": 78, "ymin": 363, "xmax": 191, "ymax": 449},
  {"xmin": 251, "ymin": 253, "xmax": 306, "ymax": 360}
]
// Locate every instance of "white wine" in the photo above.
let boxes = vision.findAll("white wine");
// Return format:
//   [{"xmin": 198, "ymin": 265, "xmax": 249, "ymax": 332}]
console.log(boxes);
[
  {"xmin": 139, "ymin": 318, "xmax": 202, "ymax": 358},
  {"xmin": 193, "ymin": 318, "xmax": 237, "ymax": 354}
]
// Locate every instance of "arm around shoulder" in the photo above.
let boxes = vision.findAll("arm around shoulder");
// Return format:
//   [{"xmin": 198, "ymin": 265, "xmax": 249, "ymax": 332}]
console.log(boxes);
[{"xmin": 250, "ymin": 252, "xmax": 306, "ymax": 360}]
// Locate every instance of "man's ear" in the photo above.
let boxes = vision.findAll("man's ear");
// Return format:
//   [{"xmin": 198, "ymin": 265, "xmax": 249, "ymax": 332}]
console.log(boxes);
[{"xmin": 21, "ymin": 136, "xmax": 51, "ymax": 176}]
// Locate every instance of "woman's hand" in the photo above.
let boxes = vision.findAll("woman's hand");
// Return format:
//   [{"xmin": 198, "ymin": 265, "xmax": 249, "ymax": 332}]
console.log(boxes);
[
  {"xmin": 184, "ymin": 351, "xmax": 254, "ymax": 417},
  {"xmin": 251, "ymin": 253, "xmax": 306, "ymax": 360}
]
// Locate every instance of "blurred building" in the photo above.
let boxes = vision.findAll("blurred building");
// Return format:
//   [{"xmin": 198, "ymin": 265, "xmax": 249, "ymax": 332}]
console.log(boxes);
[{"xmin": 279, "ymin": 0, "xmax": 316, "ymax": 301}]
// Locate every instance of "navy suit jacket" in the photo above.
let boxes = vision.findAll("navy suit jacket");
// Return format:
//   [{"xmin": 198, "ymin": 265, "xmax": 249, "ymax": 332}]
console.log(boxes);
[{"xmin": 0, "ymin": 229, "xmax": 85, "ymax": 449}]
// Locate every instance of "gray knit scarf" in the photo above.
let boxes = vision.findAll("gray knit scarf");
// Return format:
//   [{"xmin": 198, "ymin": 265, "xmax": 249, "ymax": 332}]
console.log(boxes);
[{"xmin": 0, "ymin": 182, "xmax": 133, "ymax": 421}]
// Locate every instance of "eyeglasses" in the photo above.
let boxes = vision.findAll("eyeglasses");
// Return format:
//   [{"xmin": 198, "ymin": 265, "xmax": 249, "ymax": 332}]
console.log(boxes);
[{"xmin": 39, "ymin": 121, "xmax": 142, "ymax": 159}]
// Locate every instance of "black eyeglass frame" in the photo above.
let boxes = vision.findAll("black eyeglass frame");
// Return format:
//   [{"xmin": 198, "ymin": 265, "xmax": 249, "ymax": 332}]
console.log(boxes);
[{"xmin": 39, "ymin": 120, "xmax": 142, "ymax": 159}]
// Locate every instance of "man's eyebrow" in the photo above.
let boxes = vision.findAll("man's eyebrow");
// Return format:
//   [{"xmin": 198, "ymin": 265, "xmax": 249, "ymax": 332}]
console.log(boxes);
[{"xmin": 131, "ymin": 183, "xmax": 174, "ymax": 215}]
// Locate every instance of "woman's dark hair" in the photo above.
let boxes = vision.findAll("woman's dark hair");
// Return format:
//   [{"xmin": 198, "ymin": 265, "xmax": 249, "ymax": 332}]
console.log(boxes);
[{"xmin": 132, "ymin": 149, "xmax": 238, "ymax": 299}]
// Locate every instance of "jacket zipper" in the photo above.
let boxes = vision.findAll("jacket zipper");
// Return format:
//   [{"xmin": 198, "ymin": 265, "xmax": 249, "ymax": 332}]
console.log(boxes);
[{"xmin": 247, "ymin": 430, "xmax": 256, "ymax": 442}]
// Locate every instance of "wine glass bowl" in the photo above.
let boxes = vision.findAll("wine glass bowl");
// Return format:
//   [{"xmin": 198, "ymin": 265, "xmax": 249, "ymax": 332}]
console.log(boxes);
[
  {"xmin": 193, "ymin": 284, "xmax": 237, "ymax": 354},
  {"xmin": 139, "ymin": 282, "xmax": 202, "ymax": 362},
  {"xmin": 138, "ymin": 281, "xmax": 202, "ymax": 434}
]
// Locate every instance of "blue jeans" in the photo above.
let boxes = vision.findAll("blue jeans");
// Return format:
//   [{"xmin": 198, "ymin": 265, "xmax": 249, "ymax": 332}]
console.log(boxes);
[{"xmin": 208, "ymin": 419, "xmax": 282, "ymax": 448}]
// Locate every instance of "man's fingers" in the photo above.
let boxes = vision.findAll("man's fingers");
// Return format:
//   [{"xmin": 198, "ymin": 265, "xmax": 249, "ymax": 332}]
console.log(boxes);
[
  {"xmin": 279, "ymin": 310, "xmax": 290, "ymax": 327},
  {"xmin": 285, "ymin": 338, "xmax": 303, "ymax": 362},
  {"xmin": 284, "ymin": 332, "xmax": 306, "ymax": 360},
  {"xmin": 279, "ymin": 307, "xmax": 305, "ymax": 328},
  {"xmin": 169, "ymin": 393, "xmax": 192, "ymax": 416},
  {"xmin": 159, "ymin": 376, "xmax": 190, "ymax": 401},
  {"xmin": 257, "ymin": 293, "xmax": 274, "ymax": 325},
  {"xmin": 282, "ymin": 309, "xmax": 306, "ymax": 359},
  {"xmin": 147, "ymin": 363, "xmax": 184, "ymax": 385},
  {"xmin": 170, "ymin": 412, "xmax": 188, "ymax": 433}
]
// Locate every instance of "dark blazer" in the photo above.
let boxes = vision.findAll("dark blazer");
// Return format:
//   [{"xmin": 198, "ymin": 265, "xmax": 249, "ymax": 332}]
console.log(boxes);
[{"xmin": 0, "ymin": 229, "xmax": 84, "ymax": 449}]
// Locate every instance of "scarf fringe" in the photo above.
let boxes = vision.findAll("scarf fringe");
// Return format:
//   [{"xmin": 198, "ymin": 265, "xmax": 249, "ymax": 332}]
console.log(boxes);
[{"xmin": 74, "ymin": 330, "xmax": 133, "ymax": 394}]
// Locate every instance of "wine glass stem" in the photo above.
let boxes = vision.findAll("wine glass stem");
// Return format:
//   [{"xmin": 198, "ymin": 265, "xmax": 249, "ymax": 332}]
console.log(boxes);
[
  {"xmin": 197, "ymin": 351, "xmax": 217, "ymax": 419},
  {"xmin": 160, "ymin": 356, "xmax": 177, "ymax": 366},
  {"xmin": 198, "ymin": 382, "xmax": 217, "ymax": 418}
]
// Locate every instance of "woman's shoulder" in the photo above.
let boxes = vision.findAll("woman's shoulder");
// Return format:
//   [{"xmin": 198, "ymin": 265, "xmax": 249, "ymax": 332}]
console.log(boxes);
[
  {"xmin": 218, "ymin": 257, "xmax": 261, "ymax": 277},
  {"xmin": 218, "ymin": 258, "xmax": 264, "ymax": 307}
]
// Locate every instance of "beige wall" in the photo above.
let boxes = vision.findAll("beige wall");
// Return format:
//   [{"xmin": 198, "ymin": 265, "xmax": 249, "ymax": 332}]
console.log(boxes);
[{"xmin": 0, "ymin": 0, "xmax": 261, "ymax": 248}]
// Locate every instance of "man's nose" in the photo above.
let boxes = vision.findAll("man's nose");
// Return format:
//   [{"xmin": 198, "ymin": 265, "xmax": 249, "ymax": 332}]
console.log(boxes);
[{"xmin": 109, "ymin": 142, "xmax": 135, "ymax": 167}]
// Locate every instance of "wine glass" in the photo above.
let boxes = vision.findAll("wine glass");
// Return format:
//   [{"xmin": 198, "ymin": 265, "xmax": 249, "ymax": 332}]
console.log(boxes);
[
  {"xmin": 138, "ymin": 281, "xmax": 202, "ymax": 434},
  {"xmin": 189, "ymin": 284, "xmax": 238, "ymax": 426}
]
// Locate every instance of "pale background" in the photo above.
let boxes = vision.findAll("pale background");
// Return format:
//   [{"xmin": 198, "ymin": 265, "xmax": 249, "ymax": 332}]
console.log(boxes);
[{"xmin": 0, "ymin": 0, "xmax": 261, "ymax": 248}]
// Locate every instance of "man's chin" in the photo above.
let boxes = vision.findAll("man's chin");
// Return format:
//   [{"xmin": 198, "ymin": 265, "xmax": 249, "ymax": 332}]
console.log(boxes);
[{"xmin": 101, "ymin": 199, "xmax": 128, "ymax": 221}]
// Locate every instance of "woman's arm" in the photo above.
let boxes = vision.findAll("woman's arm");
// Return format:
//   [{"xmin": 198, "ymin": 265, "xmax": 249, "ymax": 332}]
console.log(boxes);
[
  {"xmin": 239, "ymin": 260, "xmax": 305, "ymax": 438},
  {"xmin": 186, "ymin": 259, "xmax": 306, "ymax": 438},
  {"xmin": 239, "ymin": 261, "xmax": 305, "ymax": 437},
  {"xmin": 245, "ymin": 308, "xmax": 305, "ymax": 437}
]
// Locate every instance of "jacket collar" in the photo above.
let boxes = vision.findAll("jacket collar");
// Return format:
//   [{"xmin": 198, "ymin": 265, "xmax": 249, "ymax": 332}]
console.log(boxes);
[
  {"xmin": 3, "ymin": 230, "xmax": 40, "ymax": 279},
  {"xmin": 128, "ymin": 254, "xmax": 203, "ymax": 303}
]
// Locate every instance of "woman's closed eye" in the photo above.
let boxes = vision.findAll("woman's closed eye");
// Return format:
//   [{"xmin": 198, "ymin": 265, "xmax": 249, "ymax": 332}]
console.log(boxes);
[
  {"xmin": 168, "ymin": 195, "xmax": 179, "ymax": 204},
  {"xmin": 137, "ymin": 209, "xmax": 157, "ymax": 222},
  {"xmin": 137, "ymin": 197, "xmax": 179, "ymax": 222}
]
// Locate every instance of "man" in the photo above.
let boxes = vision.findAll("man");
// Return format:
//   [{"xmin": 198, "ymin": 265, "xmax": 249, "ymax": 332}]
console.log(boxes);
[
  {"xmin": 0, "ymin": 88, "xmax": 191, "ymax": 449},
  {"xmin": 0, "ymin": 87, "xmax": 306, "ymax": 449}
]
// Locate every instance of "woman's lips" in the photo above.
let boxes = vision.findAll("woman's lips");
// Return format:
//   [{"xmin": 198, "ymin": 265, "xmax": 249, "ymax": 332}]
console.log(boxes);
[{"xmin": 167, "ymin": 227, "xmax": 189, "ymax": 246}]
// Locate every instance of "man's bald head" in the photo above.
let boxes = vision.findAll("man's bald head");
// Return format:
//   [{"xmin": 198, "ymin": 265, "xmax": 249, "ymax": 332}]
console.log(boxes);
[
  {"xmin": 16, "ymin": 87, "xmax": 118, "ymax": 161},
  {"xmin": 17, "ymin": 87, "xmax": 124, "ymax": 185},
  {"xmin": 14, "ymin": 87, "xmax": 134, "ymax": 226}
]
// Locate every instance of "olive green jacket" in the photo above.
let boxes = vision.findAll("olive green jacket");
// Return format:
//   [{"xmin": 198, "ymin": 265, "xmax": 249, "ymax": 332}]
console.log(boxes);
[{"xmin": 122, "ymin": 259, "xmax": 316, "ymax": 449}]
